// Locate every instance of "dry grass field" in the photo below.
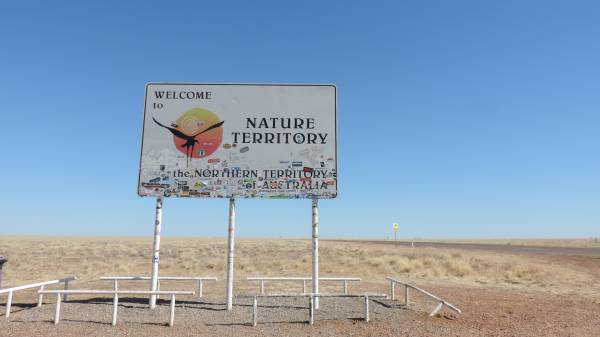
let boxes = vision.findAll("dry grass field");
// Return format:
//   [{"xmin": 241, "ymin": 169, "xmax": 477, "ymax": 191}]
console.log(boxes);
[
  {"xmin": 1, "ymin": 236, "xmax": 598, "ymax": 296},
  {"xmin": 1, "ymin": 236, "xmax": 599, "ymax": 336}
]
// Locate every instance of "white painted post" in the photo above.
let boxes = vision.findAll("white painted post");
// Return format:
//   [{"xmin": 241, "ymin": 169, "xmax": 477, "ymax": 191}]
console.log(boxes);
[
  {"xmin": 198, "ymin": 280, "xmax": 203, "ymax": 300},
  {"xmin": 226, "ymin": 198, "xmax": 236, "ymax": 311},
  {"xmin": 169, "ymin": 295, "xmax": 176, "ymax": 327},
  {"xmin": 309, "ymin": 295, "xmax": 314, "ymax": 325},
  {"xmin": 113, "ymin": 279, "xmax": 119, "ymax": 323},
  {"xmin": 390, "ymin": 281, "xmax": 395, "ymax": 301},
  {"xmin": 112, "ymin": 293, "xmax": 118, "ymax": 326},
  {"xmin": 63, "ymin": 279, "xmax": 70, "ymax": 301},
  {"xmin": 54, "ymin": 294, "xmax": 61, "ymax": 324},
  {"xmin": 404, "ymin": 285, "xmax": 409, "ymax": 306},
  {"xmin": 429, "ymin": 301, "xmax": 443, "ymax": 317},
  {"xmin": 311, "ymin": 198, "xmax": 319, "ymax": 310},
  {"xmin": 150, "ymin": 197, "xmax": 163, "ymax": 309},
  {"xmin": 156, "ymin": 280, "xmax": 160, "ymax": 301},
  {"xmin": 6, "ymin": 290, "xmax": 13, "ymax": 318},
  {"xmin": 252, "ymin": 296, "xmax": 257, "ymax": 327},
  {"xmin": 364, "ymin": 295, "xmax": 370, "ymax": 322},
  {"xmin": 260, "ymin": 280, "xmax": 264, "ymax": 295},
  {"xmin": 38, "ymin": 285, "xmax": 45, "ymax": 307},
  {"xmin": 303, "ymin": 280, "xmax": 306, "ymax": 294},
  {"xmin": 343, "ymin": 280, "xmax": 348, "ymax": 294}
]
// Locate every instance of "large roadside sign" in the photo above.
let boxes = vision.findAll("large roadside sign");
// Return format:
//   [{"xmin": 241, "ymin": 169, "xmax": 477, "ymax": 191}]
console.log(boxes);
[{"xmin": 138, "ymin": 83, "xmax": 337, "ymax": 199}]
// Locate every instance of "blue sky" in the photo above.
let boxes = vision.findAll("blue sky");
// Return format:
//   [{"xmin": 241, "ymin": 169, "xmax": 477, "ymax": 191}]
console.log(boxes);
[{"xmin": 0, "ymin": 1, "xmax": 598, "ymax": 238}]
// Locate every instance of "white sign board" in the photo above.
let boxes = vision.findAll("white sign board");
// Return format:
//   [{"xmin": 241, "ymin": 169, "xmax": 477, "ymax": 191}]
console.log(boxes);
[{"xmin": 138, "ymin": 83, "xmax": 337, "ymax": 199}]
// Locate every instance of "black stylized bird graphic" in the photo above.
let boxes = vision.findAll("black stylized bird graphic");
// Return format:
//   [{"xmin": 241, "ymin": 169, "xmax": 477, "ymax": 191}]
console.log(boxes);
[{"xmin": 153, "ymin": 117, "xmax": 224, "ymax": 166}]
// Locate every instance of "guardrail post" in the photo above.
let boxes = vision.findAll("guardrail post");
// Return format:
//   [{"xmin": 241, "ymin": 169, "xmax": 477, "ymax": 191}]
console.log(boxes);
[
  {"xmin": 386, "ymin": 278, "xmax": 462, "ymax": 315},
  {"xmin": 113, "ymin": 280, "xmax": 118, "ymax": 291},
  {"xmin": 54, "ymin": 294, "xmax": 61, "ymax": 324},
  {"xmin": 198, "ymin": 280, "xmax": 203, "ymax": 299},
  {"xmin": 252, "ymin": 296, "xmax": 257, "ymax": 327},
  {"xmin": 390, "ymin": 281, "xmax": 395, "ymax": 301},
  {"xmin": 303, "ymin": 280, "xmax": 306, "ymax": 294},
  {"xmin": 38, "ymin": 285, "xmax": 45, "ymax": 307},
  {"xmin": 63, "ymin": 280, "xmax": 70, "ymax": 301},
  {"xmin": 364, "ymin": 295, "xmax": 370, "ymax": 322},
  {"xmin": 260, "ymin": 280, "xmax": 264, "ymax": 295},
  {"xmin": 112, "ymin": 293, "xmax": 119, "ymax": 325},
  {"xmin": 309, "ymin": 295, "xmax": 314, "ymax": 325},
  {"xmin": 6, "ymin": 290, "xmax": 13, "ymax": 318},
  {"xmin": 344, "ymin": 280, "xmax": 348, "ymax": 294},
  {"xmin": 169, "ymin": 294, "xmax": 176, "ymax": 327},
  {"xmin": 429, "ymin": 301, "xmax": 444, "ymax": 317}
]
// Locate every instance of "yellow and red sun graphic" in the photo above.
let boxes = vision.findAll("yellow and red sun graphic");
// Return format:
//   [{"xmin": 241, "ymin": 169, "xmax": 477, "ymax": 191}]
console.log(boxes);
[{"xmin": 172, "ymin": 108, "xmax": 223, "ymax": 158}]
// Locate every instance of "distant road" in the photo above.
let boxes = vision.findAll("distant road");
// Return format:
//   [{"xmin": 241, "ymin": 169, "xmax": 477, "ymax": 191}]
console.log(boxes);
[{"xmin": 327, "ymin": 240, "xmax": 600, "ymax": 257}]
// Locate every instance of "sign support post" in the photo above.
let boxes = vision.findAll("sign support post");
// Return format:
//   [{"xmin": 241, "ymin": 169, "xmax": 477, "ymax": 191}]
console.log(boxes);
[
  {"xmin": 226, "ymin": 198, "xmax": 236, "ymax": 310},
  {"xmin": 149, "ymin": 197, "xmax": 163, "ymax": 309},
  {"xmin": 311, "ymin": 198, "xmax": 319, "ymax": 310}
]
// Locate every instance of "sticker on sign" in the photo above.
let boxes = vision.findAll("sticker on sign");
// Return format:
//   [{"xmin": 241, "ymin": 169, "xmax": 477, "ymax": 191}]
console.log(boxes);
[{"xmin": 138, "ymin": 83, "xmax": 337, "ymax": 199}]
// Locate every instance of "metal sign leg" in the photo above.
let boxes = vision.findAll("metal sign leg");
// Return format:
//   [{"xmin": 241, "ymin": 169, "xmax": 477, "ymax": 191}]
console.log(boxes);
[
  {"xmin": 150, "ymin": 197, "xmax": 163, "ymax": 309},
  {"xmin": 226, "ymin": 198, "xmax": 236, "ymax": 311},
  {"xmin": 311, "ymin": 198, "xmax": 319, "ymax": 310}
]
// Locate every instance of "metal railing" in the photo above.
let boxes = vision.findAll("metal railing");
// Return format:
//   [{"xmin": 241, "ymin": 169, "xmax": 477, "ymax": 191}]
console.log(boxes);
[
  {"xmin": 246, "ymin": 276, "xmax": 361, "ymax": 295},
  {"xmin": 99, "ymin": 276, "xmax": 217, "ymax": 299},
  {"xmin": 38, "ymin": 289, "xmax": 194, "ymax": 326},
  {"xmin": 238, "ymin": 293, "xmax": 387, "ymax": 326},
  {"xmin": 386, "ymin": 277, "xmax": 462, "ymax": 316},
  {"xmin": 0, "ymin": 276, "xmax": 77, "ymax": 318}
]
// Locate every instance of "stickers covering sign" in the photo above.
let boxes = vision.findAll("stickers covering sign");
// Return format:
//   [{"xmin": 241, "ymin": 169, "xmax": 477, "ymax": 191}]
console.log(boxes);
[{"xmin": 138, "ymin": 83, "xmax": 337, "ymax": 199}]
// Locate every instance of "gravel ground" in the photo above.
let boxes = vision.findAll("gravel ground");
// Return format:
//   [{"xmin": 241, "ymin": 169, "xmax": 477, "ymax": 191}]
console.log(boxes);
[
  {"xmin": 1, "ymin": 293, "xmax": 465, "ymax": 337},
  {"xmin": 1, "ymin": 283, "xmax": 599, "ymax": 336}
]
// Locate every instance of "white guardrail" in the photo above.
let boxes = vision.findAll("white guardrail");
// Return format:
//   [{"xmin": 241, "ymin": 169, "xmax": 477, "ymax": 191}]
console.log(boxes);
[
  {"xmin": 0, "ymin": 276, "xmax": 77, "ymax": 318},
  {"xmin": 246, "ymin": 277, "xmax": 361, "ymax": 295},
  {"xmin": 99, "ymin": 276, "xmax": 217, "ymax": 299},
  {"xmin": 386, "ymin": 277, "xmax": 462, "ymax": 316},
  {"xmin": 238, "ymin": 293, "xmax": 387, "ymax": 326},
  {"xmin": 38, "ymin": 289, "xmax": 194, "ymax": 326}
]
